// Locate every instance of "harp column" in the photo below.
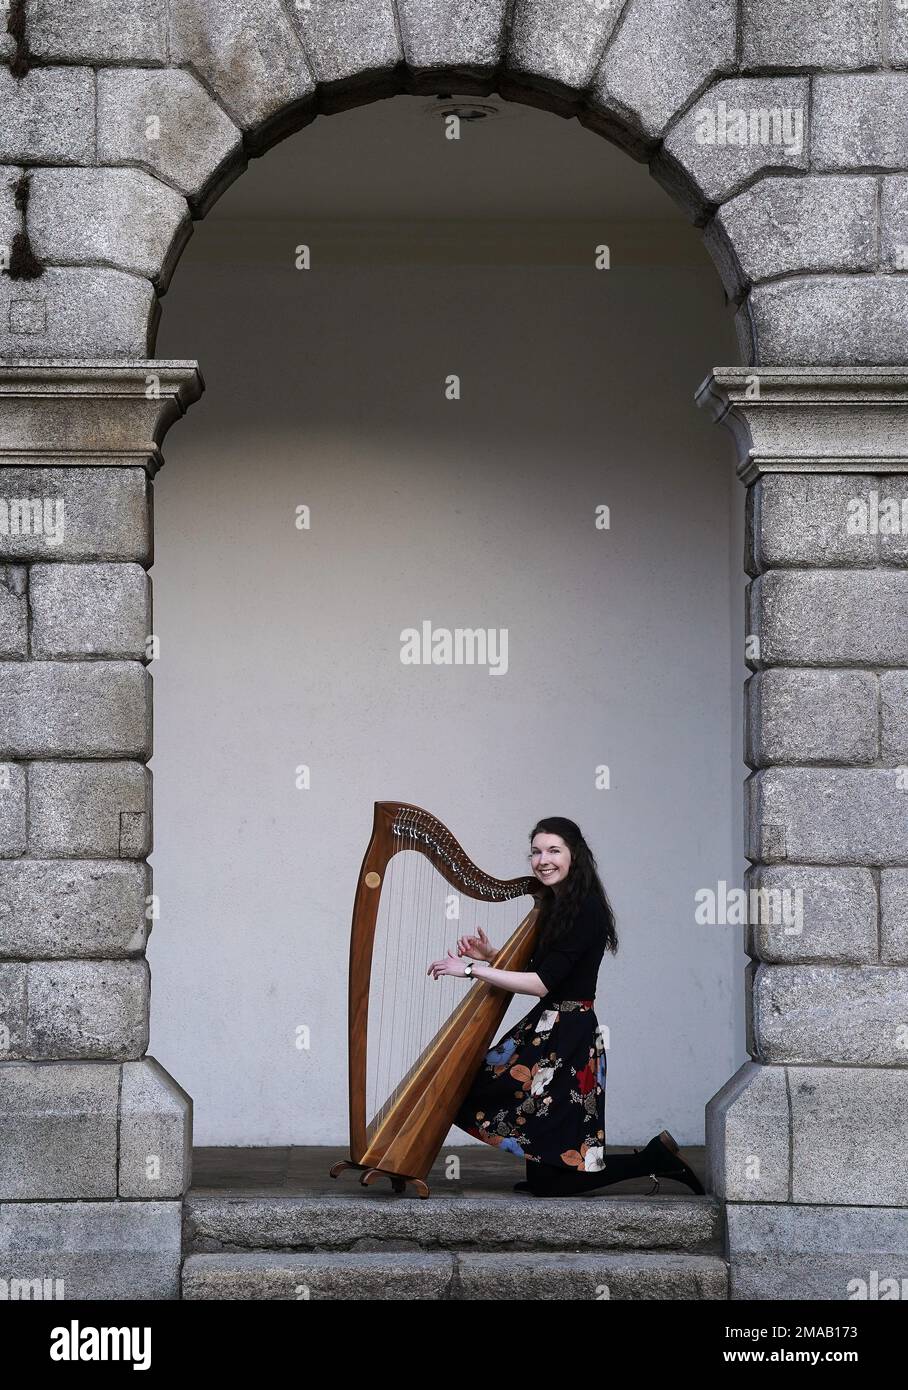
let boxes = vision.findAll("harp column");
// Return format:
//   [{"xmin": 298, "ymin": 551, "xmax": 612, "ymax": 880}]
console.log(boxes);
[
  {"xmin": 0, "ymin": 360, "xmax": 201, "ymax": 1299},
  {"xmin": 698, "ymin": 369, "xmax": 908, "ymax": 1298}
]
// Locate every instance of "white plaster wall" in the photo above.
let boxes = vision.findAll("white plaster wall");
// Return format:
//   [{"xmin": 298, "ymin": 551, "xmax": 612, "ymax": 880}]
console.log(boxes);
[{"xmin": 151, "ymin": 184, "xmax": 745, "ymax": 1149}]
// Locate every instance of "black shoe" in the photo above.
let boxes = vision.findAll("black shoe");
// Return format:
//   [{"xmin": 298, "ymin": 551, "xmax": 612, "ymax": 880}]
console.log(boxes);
[{"xmin": 639, "ymin": 1130, "xmax": 705, "ymax": 1196}]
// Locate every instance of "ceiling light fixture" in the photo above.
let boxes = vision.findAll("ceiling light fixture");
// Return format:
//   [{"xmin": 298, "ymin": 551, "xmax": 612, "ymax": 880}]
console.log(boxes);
[{"xmin": 424, "ymin": 96, "xmax": 504, "ymax": 123}]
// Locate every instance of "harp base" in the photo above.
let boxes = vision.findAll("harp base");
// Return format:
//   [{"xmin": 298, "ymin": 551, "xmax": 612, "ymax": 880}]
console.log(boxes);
[{"xmin": 329, "ymin": 1159, "xmax": 430, "ymax": 1199}]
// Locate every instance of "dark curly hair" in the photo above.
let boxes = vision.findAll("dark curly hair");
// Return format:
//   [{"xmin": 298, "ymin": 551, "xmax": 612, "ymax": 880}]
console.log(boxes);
[{"xmin": 530, "ymin": 817, "xmax": 618, "ymax": 956}]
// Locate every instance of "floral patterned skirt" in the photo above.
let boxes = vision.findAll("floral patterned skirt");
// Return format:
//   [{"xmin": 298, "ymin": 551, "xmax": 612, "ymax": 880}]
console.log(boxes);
[{"xmin": 452, "ymin": 997, "xmax": 607, "ymax": 1171}]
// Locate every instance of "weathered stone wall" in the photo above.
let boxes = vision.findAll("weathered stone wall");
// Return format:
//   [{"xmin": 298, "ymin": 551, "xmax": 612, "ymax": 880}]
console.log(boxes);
[
  {"xmin": 0, "ymin": 364, "xmax": 198, "ymax": 1298},
  {"xmin": 2, "ymin": 1, "xmax": 908, "ymax": 1300},
  {"xmin": 701, "ymin": 371, "xmax": 908, "ymax": 1298},
  {"xmin": 0, "ymin": 1, "xmax": 907, "ymax": 364}
]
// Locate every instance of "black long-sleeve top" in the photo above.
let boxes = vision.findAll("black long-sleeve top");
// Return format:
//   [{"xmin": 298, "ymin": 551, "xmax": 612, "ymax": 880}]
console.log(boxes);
[{"xmin": 528, "ymin": 890, "xmax": 609, "ymax": 1001}]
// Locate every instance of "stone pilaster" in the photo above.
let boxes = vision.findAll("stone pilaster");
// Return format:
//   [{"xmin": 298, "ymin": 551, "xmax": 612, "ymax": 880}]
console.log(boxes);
[
  {"xmin": 699, "ymin": 368, "xmax": 908, "ymax": 1299},
  {"xmin": 0, "ymin": 361, "xmax": 201, "ymax": 1300}
]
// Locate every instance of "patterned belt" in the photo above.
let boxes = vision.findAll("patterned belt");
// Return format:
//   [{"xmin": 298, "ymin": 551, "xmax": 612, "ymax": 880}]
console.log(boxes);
[{"xmin": 549, "ymin": 999, "xmax": 594, "ymax": 1010}]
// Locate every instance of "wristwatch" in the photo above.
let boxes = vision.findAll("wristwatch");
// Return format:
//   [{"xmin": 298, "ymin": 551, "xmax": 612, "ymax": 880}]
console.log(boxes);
[{"xmin": 464, "ymin": 961, "xmax": 474, "ymax": 978}]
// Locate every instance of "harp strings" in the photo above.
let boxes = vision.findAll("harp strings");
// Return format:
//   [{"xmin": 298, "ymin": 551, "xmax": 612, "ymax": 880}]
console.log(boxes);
[
  {"xmin": 366, "ymin": 850, "xmax": 524, "ymax": 1129},
  {"xmin": 369, "ymin": 849, "xmax": 435, "ymax": 1124},
  {"xmin": 372, "ymin": 843, "xmax": 405, "ymax": 1123}
]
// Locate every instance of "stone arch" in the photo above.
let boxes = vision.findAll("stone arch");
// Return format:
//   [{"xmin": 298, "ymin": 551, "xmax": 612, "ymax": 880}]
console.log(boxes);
[
  {"xmin": 2, "ymin": 0, "xmax": 908, "ymax": 1301},
  {"xmin": 2, "ymin": 0, "xmax": 906, "ymax": 365}
]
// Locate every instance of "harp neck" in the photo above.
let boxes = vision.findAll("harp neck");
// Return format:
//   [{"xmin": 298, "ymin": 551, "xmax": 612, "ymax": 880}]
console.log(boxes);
[{"xmin": 370, "ymin": 801, "xmax": 538, "ymax": 901}]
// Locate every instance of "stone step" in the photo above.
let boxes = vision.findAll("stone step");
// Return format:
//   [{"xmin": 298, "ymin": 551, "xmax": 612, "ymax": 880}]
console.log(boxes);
[
  {"xmin": 183, "ymin": 1191, "xmax": 725, "ymax": 1255},
  {"xmin": 182, "ymin": 1250, "xmax": 729, "ymax": 1300}
]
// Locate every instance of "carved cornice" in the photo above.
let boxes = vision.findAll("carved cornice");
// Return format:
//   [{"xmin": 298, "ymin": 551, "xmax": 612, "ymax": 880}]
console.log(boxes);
[
  {"xmin": 697, "ymin": 369, "xmax": 908, "ymax": 483},
  {"xmin": 0, "ymin": 361, "xmax": 204, "ymax": 475}
]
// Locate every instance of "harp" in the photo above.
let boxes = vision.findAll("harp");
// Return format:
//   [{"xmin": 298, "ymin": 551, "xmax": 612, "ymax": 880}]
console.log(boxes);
[{"xmin": 329, "ymin": 802, "xmax": 540, "ymax": 1198}]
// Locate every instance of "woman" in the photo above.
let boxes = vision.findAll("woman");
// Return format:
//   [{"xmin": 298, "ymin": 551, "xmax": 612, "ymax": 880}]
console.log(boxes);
[{"xmin": 427, "ymin": 816, "xmax": 703, "ymax": 1198}]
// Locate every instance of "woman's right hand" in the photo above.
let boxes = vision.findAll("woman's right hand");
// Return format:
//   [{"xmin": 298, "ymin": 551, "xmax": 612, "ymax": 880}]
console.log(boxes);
[{"xmin": 457, "ymin": 924, "xmax": 495, "ymax": 962}]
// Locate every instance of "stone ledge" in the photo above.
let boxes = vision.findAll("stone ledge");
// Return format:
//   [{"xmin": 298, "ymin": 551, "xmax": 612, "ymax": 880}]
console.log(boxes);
[
  {"xmin": 181, "ymin": 1249, "xmax": 729, "ymax": 1300},
  {"xmin": 0, "ymin": 361, "xmax": 203, "ymax": 477},
  {"xmin": 183, "ymin": 1191, "xmax": 723, "ymax": 1254},
  {"xmin": 699, "ymin": 369, "xmax": 908, "ymax": 483}
]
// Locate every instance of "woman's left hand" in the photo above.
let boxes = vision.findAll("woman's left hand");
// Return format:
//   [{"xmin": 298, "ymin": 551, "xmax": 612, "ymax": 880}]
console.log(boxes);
[{"xmin": 427, "ymin": 949, "xmax": 470, "ymax": 980}]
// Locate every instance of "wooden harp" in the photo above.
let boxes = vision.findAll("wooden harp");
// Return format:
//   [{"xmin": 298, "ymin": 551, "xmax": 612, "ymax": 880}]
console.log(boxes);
[{"xmin": 329, "ymin": 802, "xmax": 540, "ymax": 1197}]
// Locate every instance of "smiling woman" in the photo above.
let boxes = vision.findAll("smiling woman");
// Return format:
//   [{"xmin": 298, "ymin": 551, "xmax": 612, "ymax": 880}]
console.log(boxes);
[
  {"xmin": 445, "ymin": 816, "xmax": 614, "ymax": 1186},
  {"xmin": 442, "ymin": 820, "xmax": 604, "ymax": 1175},
  {"xmin": 446, "ymin": 815, "xmax": 704, "ymax": 1197}
]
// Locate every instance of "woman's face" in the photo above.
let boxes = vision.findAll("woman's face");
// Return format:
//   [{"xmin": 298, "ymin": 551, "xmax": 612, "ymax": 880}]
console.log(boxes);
[{"xmin": 530, "ymin": 833, "xmax": 572, "ymax": 889}]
